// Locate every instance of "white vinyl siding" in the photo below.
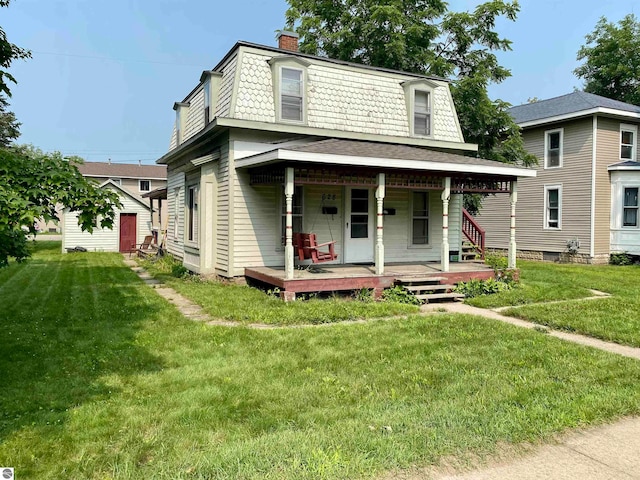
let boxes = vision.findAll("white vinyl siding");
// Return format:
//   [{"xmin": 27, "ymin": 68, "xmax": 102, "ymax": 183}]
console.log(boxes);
[
  {"xmin": 183, "ymin": 89, "xmax": 205, "ymax": 143},
  {"xmin": 215, "ymin": 54, "xmax": 237, "ymax": 118},
  {"xmin": 166, "ymin": 171, "xmax": 185, "ymax": 258}
]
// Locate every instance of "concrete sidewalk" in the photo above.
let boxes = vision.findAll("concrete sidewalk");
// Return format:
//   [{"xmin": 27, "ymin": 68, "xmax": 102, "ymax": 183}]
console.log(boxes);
[{"xmin": 432, "ymin": 417, "xmax": 640, "ymax": 480}]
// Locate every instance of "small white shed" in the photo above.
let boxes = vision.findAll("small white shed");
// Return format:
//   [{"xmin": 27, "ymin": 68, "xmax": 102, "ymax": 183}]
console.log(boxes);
[{"xmin": 62, "ymin": 180, "xmax": 152, "ymax": 253}]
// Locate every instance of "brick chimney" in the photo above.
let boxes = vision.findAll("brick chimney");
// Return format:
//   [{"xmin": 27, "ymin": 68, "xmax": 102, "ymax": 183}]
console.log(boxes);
[{"xmin": 277, "ymin": 31, "xmax": 299, "ymax": 52}]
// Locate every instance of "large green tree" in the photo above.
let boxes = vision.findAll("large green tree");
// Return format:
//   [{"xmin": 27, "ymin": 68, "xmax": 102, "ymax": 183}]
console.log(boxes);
[
  {"xmin": 574, "ymin": 14, "xmax": 640, "ymax": 105},
  {"xmin": 0, "ymin": 1, "xmax": 121, "ymax": 266},
  {"xmin": 284, "ymin": 0, "xmax": 536, "ymax": 167}
]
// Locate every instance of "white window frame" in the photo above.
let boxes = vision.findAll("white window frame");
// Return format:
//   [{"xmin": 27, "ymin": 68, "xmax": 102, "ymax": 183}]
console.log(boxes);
[
  {"xmin": 620, "ymin": 124, "xmax": 637, "ymax": 161},
  {"xmin": 544, "ymin": 128, "xmax": 564, "ymax": 169},
  {"xmin": 279, "ymin": 185, "xmax": 304, "ymax": 247},
  {"xmin": 185, "ymin": 184, "xmax": 199, "ymax": 245},
  {"xmin": 622, "ymin": 185, "xmax": 639, "ymax": 228},
  {"xmin": 203, "ymin": 79, "xmax": 211, "ymax": 125},
  {"xmin": 544, "ymin": 184, "xmax": 562, "ymax": 230},
  {"xmin": 279, "ymin": 66, "xmax": 305, "ymax": 123},
  {"xmin": 139, "ymin": 180, "xmax": 150, "ymax": 192},
  {"xmin": 413, "ymin": 90, "xmax": 432, "ymax": 137},
  {"xmin": 410, "ymin": 191, "xmax": 430, "ymax": 247},
  {"xmin": 173, "ymin": 187, "xmax": 180, "ymax": 239},
  {"xmin": 110, "ymin": 177, "xmax": 122, "ymax": 186}
]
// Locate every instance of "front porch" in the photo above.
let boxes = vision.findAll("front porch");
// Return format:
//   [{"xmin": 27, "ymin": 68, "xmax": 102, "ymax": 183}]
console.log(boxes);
[{"xmin": 245, "ymin": 261, "xmax": 494, "ymax": 300}]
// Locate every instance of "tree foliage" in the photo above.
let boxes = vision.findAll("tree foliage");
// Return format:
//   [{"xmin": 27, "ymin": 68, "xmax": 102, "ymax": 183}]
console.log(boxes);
[
  {"xmin": 0, "ymin": 0, "xmax": 31, "ymax": 98},
  {"xmin": 574, "ymin": 14, "xmax": 640, "ymax": 105},
  {"xmin": 284, "ymin": 0, "xmax": 536, "ymax": 167},
  {"xmin": 0, "ymin": 146, "xmax": 122, "ymax": 266}
]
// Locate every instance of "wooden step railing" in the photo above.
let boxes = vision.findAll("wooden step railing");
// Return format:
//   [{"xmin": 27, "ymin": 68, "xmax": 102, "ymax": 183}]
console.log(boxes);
[{"xmin": 462, "ymin": 208, "xmax": 485, "ymax": 260}]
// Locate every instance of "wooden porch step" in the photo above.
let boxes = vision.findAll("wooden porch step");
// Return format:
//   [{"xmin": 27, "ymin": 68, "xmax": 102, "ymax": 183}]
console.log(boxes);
[
  {"xmin": 415, "ymin": 292, "xmax": 465, "ymax": 302},
  {"xmin": 403, "ymin": 284, "xmax": 456, "ymax": 292},
  {"xmin": 395, "ymin": 276, "xmax": 446, "ymax": 284}
]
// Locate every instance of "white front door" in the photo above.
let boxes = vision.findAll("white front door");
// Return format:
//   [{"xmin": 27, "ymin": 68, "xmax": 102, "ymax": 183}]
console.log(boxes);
[{"xmin": 344, "ymin": 187, "xmax": 374, "ymax": 263}]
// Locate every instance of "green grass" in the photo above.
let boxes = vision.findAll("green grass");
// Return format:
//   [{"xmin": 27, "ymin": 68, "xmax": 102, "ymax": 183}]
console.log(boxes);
[
  {"xmin": 467, "ymin": 260, "xmax": 640, "ymax": 347},
  {"xmin": 3, "ymin": 244, "xmax": 640, "ymax": 478},
  {"xmin": 141, "ymin": 257, "xmax": 419, "ymax": 325}
]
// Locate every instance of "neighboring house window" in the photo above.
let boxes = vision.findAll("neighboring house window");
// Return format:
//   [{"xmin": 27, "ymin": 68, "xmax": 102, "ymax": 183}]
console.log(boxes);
[
  {"xmin": 623, "ymin": 187, "xmax": 639, "ymax": 227},
  {"xmin": 411, "ymin": 191, "xmax": 429, "ymax": 245},
  {"xmin": 110, "ymin": 177, "xmax": 122, "ymax": 185},
  {"xmin": 620, "ymin": 124, "xmax": 637, "ymax": 160},
  {"xmin": 544, "ymin": 185, "xmax": 562, "ymax": 229},
  {"xmin": 203, "ymin": 80, "xmax": 211, "ymax": 124},
  {"xmin": 139, "ymin": 180, "xmax": 150, "ymax": 192},
  {"xmin": 413, "ymin": 91, "xmax": 431, "ymax": 136},
  {"xmin": 544, "ymin": 129, "xmax": 563, "ymax": 168},
  {"xmin": 280, "ymin": 185, "xmax": 303, "ymax": 245},
  {"xmin": 186, "ymin": 185, "xmax": 199, "ymax": 243},
  {"xmin": 173, "ymin": 187, "xmax": 180, "ymax": 239},
  {"xmin": 280, "ymin": 67, "xmax": 303, "ymax": 122}
]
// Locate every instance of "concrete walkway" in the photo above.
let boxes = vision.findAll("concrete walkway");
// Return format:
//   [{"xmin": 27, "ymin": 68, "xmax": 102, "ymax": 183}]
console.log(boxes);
[{"xmin": 424, "ymin": 417, "xmax": 640, "ymax": 480}]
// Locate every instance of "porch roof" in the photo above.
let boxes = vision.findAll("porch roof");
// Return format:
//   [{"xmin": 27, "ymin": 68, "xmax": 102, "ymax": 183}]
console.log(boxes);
[{"xmin": 235, "ymin": 138, "xmax": 536, "ymax": 178}]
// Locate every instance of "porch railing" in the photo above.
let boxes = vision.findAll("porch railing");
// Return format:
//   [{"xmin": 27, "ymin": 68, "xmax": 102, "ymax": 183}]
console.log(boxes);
[{"xmin": 462, "ymin": 208, "xmax": 485, "ymax": 259}]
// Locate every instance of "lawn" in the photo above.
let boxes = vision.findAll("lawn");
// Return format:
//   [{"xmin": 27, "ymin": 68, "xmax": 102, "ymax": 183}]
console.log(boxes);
[
  {"xmin": 467, "ymin": 261, "xmax": 640, "ymax": 347},
  {"xmin": 141, "ymin": 256, "xmax": 419, "ymax": 325},
  {"xmin": 2, "ymin": 244, "xmax": 640, "ymax": 479}
]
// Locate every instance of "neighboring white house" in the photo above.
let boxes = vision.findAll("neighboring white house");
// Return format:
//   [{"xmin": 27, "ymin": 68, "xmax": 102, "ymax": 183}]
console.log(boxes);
[
  {"xmin": 62, "ymin": 180, "xmax": 152, "ymax": 253},
  {"xmin": 157, "ymin": 32, "xmax": 535, "ymax": 296}
]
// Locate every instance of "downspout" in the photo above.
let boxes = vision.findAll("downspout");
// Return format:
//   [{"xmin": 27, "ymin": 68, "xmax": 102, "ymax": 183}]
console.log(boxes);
[{"xmin": 590, "ymin": 115, "xmax": 597, "ymax": 259}]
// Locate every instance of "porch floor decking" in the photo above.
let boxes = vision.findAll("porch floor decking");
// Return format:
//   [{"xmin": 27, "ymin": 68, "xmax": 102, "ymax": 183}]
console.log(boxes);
[{"xmin": 245, "ymin": 262, "xmax": 494, "ymax": 294}]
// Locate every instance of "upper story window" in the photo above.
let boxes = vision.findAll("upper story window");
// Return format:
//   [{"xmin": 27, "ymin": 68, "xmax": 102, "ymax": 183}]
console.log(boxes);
[
  {"xmin": 268, "ymin": 56, "xmax": 310, "ymax": 124},
  {"xmin": 623, "ymin": 187, "xmax": 639, "ymax": 227},
  {"xmin": 413, "ymin": 91, "xmax": 431, "ymax": 136},
  {"xmin": 281, "ymin": 67, "xmax": 304, "ymax": 122},
  {"xmin": 401, "ymin": 79, "xmax": 438, "ymax": 139},
  {"xmin": 139, "ymin": 180, "xmax": 150, "ymax": 192},
  {"xmin": 203, "ymin": 79, "xmax": 211, "ymax": 124},
  {"xmin": 544, "ymin": 184, "xmax": 562, "ymax": 229},
  {"xmin": 620, "ymin": 124, "xmax": 637, "ymax": 161},
  {"xmin": 544, "ymin": 128, "xmax": 563, "ymax": 169}
]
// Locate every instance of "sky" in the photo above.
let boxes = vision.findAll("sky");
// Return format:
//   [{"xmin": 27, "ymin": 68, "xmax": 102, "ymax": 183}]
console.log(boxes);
[{"xmin": 3, "ymin": 0, "xmax": 636, "ymax": 165}]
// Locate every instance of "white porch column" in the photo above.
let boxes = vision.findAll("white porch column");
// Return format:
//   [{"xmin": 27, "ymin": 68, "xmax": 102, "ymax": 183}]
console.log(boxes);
[
  {"xmin": 375, "ymin": 173, "xmax": 385, "ymax": 275},
  {"xmin": 441, "ymin": 177, "xmax": 451, "ymax": 273},
  {"xmin": 284, "ymin": 167, "xmax": 295, "ymax": 280},
  {"xmin": 508, "ymin": 179, "xmax": 518, "ymax": 269}
]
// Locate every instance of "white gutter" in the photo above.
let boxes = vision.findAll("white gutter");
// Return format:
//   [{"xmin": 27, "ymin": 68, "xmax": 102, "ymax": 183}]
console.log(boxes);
[
  {"xmin": 518, "ymin": 107, "xmax": 640, "ymax": 129},
  {"xmin": 235, "ymin": 148, "xmax": 537, "ymax": 178}
]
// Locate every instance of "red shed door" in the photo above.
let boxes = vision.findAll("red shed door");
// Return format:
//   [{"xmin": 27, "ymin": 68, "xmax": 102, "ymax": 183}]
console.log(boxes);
[{"xmin": 119, "ymin": 213, "xmax": 137, "ymax": 252}]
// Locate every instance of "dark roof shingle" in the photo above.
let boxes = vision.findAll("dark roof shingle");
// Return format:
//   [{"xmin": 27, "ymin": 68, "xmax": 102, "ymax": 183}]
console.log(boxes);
[{"xmin": 509, "ymin": 91, "xmax": 640, "ymax": 125}]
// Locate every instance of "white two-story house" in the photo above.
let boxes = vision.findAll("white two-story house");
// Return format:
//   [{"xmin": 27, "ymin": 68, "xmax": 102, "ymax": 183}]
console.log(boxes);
[{"xmin": 158, "ymin": 32, "xmax": 535, "ymax": 299}]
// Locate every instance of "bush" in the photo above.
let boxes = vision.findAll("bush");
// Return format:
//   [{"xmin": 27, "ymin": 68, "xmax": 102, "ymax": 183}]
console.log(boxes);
[
  {"xmin": 454, "ymin": 277, "xmax": 513, "ymax": 298},
  {"xmin": 382, "ymin": 285, "xmax": 421, "ymax": 305},
  {"xmin": 610, "ymin": 252, "xmax": 633, "ymax": 266},
  {"xmin": 352, "ymin": 287, "xmax": 374, "ymax": 303}
]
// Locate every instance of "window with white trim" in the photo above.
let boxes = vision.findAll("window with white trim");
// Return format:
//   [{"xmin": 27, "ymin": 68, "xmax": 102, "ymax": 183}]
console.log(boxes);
[
  {"xmin": 620, "ymin": 124, "xmax": 637, "ymax": 160},
  {"xmin": 280, "ymin": 185, "xmax": 303, "ymax": 245},
  {"xmin": 544, "ymin": 185, "xmax": 562, "ymax": 229},
  {"xmin": 280, "ymin": 67, "xmax": 303, "ymax": 122},
  {"xmin": 110, "ymin": 177, "xmax": 122, "ymax": 185},
  {"xmin": 544, "ymin": 129, "xmax": 563, "ymax": 168},
  {"xmin": 623, "ymin": 187, "xmax": 639, "ymax": 227},
  {"xmin": 186, "ymin": 185, "xmax": 199, "ymax": 243},
  {"xmin": 173, "ymin": 187, "xmax": 180, "ymax": 239},
  {"xmin": 139, "ymin": 180, "xmax": 150, "ymax": 192},
  {"xmin": 203, "ymin": 79, "xmax": 211, "ymax": 124},
  {"xmin": 413, "ymin": 91, "xmax": 431, "ymax": 136},
  {"xmin": 411, "ymin": 191, "xmax": 429, "ymax": 245}
]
